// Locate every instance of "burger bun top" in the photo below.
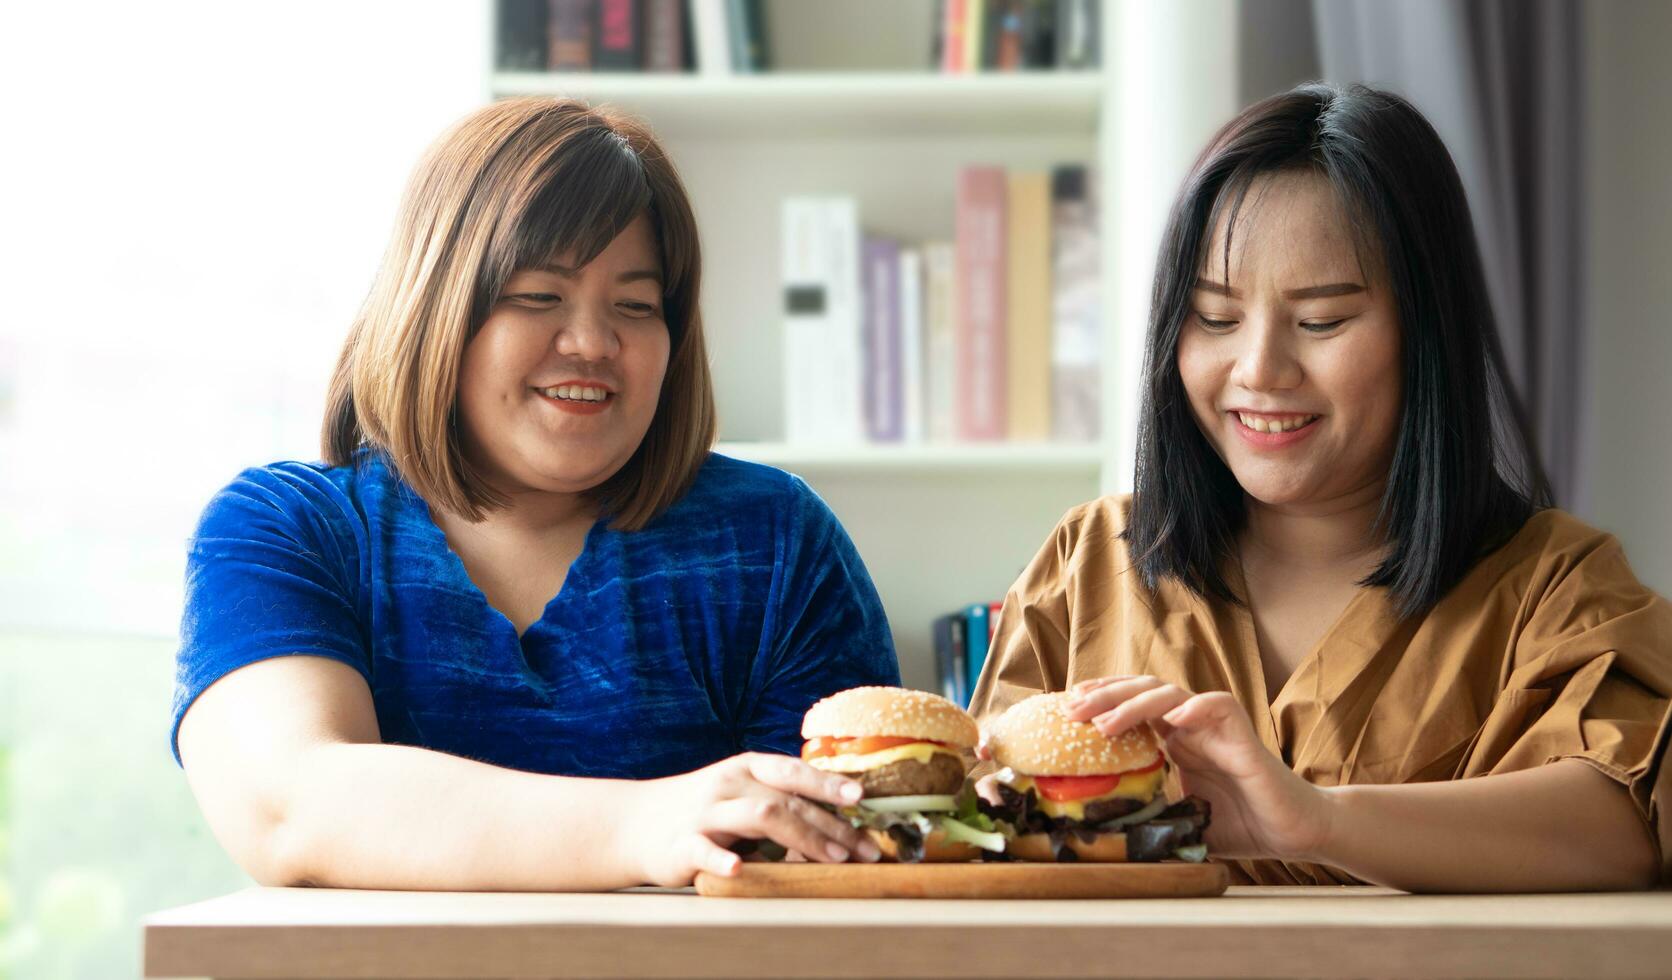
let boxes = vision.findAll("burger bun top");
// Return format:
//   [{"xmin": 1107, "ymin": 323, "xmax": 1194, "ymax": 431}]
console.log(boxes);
[
  {"xmin": 986, "ymin": 691, "xmax": 1162, "ymax": 776},
  {"xmin": 801, "ymin": 687, "xmax": 978, "ymax": 748}
]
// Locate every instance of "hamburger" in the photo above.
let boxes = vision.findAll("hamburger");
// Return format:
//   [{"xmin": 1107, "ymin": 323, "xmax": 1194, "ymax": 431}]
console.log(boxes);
[
  {"xmin": 982, "ymin": 691, "xmax": 1211, "ymax": 862},
  {"xmin": 801, "ymin": 686, "xmax": 1005, "ymax": 862}
]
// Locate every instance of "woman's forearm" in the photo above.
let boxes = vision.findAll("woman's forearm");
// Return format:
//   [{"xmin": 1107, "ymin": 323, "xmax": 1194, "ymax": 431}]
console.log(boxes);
[
  {"xmin": 273, "ymin": 741, "xmax": 648, "ymax": 891},
  {"xmin": 1307, "ymin": 759, "xmax": 1659, "ymax": 893}
]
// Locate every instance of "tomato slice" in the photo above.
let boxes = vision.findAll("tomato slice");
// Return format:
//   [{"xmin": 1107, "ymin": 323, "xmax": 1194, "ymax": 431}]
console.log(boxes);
[
  {"xmin": 800, "ymin": 736, "xmax": 947, "ymax": 759},
  {"xmin": 1034, "ymin": 758, "xmax": 1165, "ymax": 801}
]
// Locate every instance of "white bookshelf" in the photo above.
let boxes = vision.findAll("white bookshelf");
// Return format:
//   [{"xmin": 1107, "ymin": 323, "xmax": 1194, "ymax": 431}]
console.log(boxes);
[
  {"xmin": 486, "ymin": 1, "xmax": 1239, "ymax": 691},
  {"xmin": 491, "ymin": 71, "xmax": 1104, "ymax": 138},
  {"xmin": 714, "ymin": 441, "xmax": 1103, "ymax": 474}
]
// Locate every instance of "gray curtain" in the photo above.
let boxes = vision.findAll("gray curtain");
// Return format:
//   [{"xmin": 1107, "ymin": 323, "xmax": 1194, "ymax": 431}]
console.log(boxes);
[{"xmin": 1313, "ymin": 0, "xmax": 1586, "ymax": 510}]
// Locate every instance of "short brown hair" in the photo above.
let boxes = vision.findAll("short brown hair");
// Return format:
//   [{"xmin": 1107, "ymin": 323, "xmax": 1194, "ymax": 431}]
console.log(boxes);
[{"xmin": 322, "ymin": 97, "xmax": 715, "ymax": 530}]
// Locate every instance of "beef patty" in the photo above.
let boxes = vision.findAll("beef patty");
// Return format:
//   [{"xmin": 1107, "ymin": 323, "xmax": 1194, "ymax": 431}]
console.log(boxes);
[{"xmin": 857, "ymin": 752, "xmax": 965, "ymax": 797}]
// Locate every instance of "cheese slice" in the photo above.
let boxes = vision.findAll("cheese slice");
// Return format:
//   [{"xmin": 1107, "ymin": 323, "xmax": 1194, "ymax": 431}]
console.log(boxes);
[
  {"xmin": 1007, "ymin": 768, "xmax": 1165, "ymax": 821},
  {"xmin": 805, "ymin": 742, "xmax": 959, "ymax": 773}
]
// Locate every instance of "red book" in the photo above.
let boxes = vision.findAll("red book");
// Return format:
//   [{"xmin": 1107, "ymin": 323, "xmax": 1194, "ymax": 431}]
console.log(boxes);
[
  {"xmin": 942, "ymin": 0, "xmax": 968, "ymax": 72},
  {"xmin": 593, "ymin": 0, "xmax": 639, "ymax": 71},
  {"xmin": 955, "ymin": 166, "xmax": 1008, "ymax": 441}
]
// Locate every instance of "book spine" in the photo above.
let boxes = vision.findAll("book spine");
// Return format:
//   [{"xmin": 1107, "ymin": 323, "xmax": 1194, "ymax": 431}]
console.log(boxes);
[
  {"xmin": 825, "ymin": 198, "xmax": 864, "ymax": 444},
  {"xmin": 642, "ymin": 0, "xmax": 686, "ymax": 72},
  {"xmin": 498, "ymin": 0, "xmax": 550, "ymax": 71},
  {"xmin": 962, "ymin": 0, "xmax": 985, "ymax": 74},
  {"xmin": 898, "ymin": 248, "xmax": 926, "ymax": 443},
  {"xmin": 950, "ymin": 614, "xmax": 969, "ymax": 706},
  {"xmin": 1051, "ymin": 165, "xmax": 1101, "ymax": 441},
  {"xmin": 1006, "ymin": 170, "xmax": 1053, "ymax": 442},
  {"xmin": 964, "ymin": 602, "xmax": 991, "ymax": 702},
  {"xmin": 955, "ymin": 166, "xmax": 1008, "ymax": 441},
  {"xmin": 547, "ymin": 0, "xmax": 592, "ymax": 70},
  {"xmin": 690, "ymin": 0, "xmax": 731, "ymax": 75},
  {"xmin": 1021, "ymin": 0, "xmax": 1056, "ymax": 68},
  {"xmin": 994, "ymin": 0, "xmax": 1025, "ymax": 70},
  {"xmin": 862, "ymin": 238, "xmax": 903, "ymax": 442},
  {"xmin": 592, "ymin": 0, "xmax": 638, "ymax": 70},
  {"xmin": 932, "ymin": 613, "xmax": 961, "ymax": 704},
  {"xmin": 924, "ymin": 242, "xmax": 958, "ymax": 443},
  {"xmin": 781, "ymin": 198, "xmax": 828, "ymax": 445},
  {"xmin": 743, "ymin": 0, "xmax": 771, "ymax": 71},
  {"xmin": 987, "ymin": 600, "xmax": 1003, "ymax": 642},
  {"xmin": 941, "ymin": 0, "xmax": 967, "ymax": 72},
  {"xmin": 1055, "ymin": 0, "xmax": 1098, "ymax": 69}
]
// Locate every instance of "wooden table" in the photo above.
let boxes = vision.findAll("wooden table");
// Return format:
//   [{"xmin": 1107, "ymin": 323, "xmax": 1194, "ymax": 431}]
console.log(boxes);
[{"xmin": 143, "ymin": 884, "xmax": 1672, "ymax": 978}]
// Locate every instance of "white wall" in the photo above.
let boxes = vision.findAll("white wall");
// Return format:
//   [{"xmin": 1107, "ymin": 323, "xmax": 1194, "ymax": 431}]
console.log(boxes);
[
  {"xmin": 0, "ymin": 1, "xmax": 490, "ymax": 635},
  {"xmin": 1582, "ymin": 0, "xmax": 1672, "ymax": 594}
]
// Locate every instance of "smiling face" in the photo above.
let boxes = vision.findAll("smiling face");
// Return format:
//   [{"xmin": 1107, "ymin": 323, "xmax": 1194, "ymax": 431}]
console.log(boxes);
[
  {"xmin": 454, "ymin": 213, "xmax": 670, "ymax": 499},
  {"xmin": 1176, "ymin": 170, "xmax": 1402, "ymax": 509}
]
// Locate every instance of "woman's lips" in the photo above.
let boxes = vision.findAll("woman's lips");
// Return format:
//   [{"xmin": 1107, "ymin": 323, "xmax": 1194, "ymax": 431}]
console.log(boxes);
[{"xmin": 1229, "ymin": 410, "xmax": 1321, "ymax": 448}]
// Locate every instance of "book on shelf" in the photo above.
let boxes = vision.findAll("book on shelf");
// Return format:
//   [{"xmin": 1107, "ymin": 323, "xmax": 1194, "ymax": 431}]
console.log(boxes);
[
  {"xmin": 955, "ymin": 166, "xmax": 1008, "ymax": 442},
  {"xmin": 781, "ymin": 197, "xmax": 862, "ymax": 446},
  {"xmin": 498, "ymin": 0, "xmax": 550, "ymax": 70},
  {"xmin": 1051, "ymin": 164, "xmax": 1101, "ymax": 441},
  {"xmin": 931, "ymin": 599, "xmax": 1004, "ymax": 708},
  {"xmin": 923, "ymin": 243, "xmax": 958, "ymax": 443},
  {"xmin": 642, "ymin": 0, "xmax": 687, "ymax": 72},
  {"xmin": 1006, "ymin": 170, "xmax": 1052, "ymax": 442},
  {"xmin": 1055, "ymin": 0, "xmax": 1099, "ymax": 69},
  {"xmin": 899, "ymin": 248, "xmax": 927, "ymax": 444},
  {"xmin": 862, "ymin": 237, "xmax": 903, "ymax": 443},
  {"xmin": 931, "ymin": 612, "xmax": 968, "ymax": 705},
  {"xmin": 726, "ymin": 0, "xmax": 770, "ymax": 72},
  {"xmin": 963, "ymin": 602, "xmax": 992, "ymax": 703},
  {"xmin": 779, "ymin": 164, "xmax": 1099, "ymax": 448},
  {"xmin": 547, "ymin": 0, "xmax": 592, "ymax": 71},
  {"xmin": 933, "ymin": 0, "xmax": 1091, "ymax": 72},
  {"xmin": 593, "ymin": 0, "xmax": 640, "ymax": 71},
  {"xmin": 503, "ymin": 0, "xmax": 778, "ymax": 75}
]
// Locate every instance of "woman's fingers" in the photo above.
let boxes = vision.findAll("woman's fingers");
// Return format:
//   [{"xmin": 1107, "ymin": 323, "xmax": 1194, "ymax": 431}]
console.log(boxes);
[
  {"xmin": 1065, "ymin": 675, "xmax": 1164, "ymax": 721},
  {"xmin": 703, "ymin": 793, "xmax": 873, "ymax": 864},
  {"xmin": 686, "ymin": 833, "xmax": 743, "ymax": 878},
  {"xmin": 742, "ymin": 753, "xmax": 863, "ymax": 808},
  {"xmin": 1091, "ymin": 683, "xmax": 1193, "ymax": 738}
]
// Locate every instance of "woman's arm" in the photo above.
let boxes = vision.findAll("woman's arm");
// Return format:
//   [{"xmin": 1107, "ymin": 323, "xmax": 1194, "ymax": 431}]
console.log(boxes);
[
  {"xmin": 179, "ymin": 656, "xmax": 875, "ymax": 891},
  {"xmin": 1311, "ymin": 759, "xmax": 1658, "ymax": 893},
  {"xmin": 1067, "ymin": 678, "xmax": 1660, "ymax": 893}
]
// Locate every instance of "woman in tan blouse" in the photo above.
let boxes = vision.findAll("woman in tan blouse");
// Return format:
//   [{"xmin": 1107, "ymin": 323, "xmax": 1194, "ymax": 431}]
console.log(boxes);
[{"xmin": 969, "ymin": 84, "xmax": 1670, "ymax": 892}]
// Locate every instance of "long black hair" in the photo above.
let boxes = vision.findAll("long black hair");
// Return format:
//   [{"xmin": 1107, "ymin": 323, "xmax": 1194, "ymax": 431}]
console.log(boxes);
[{"xmin": 1124, "ymin": 83, "xmax": 1551, "ymax": 618}]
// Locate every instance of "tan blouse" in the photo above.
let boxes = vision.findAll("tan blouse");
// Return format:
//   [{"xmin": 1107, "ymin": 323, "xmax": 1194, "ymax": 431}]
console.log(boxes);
[{"xmin": 967, "ymin": 495, "xmax": 1672, "ymax": 885}]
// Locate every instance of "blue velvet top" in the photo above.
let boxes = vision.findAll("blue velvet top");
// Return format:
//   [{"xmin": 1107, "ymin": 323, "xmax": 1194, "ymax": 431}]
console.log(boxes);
[{"xmin": 171, "ymin": 450, "xmax": 900, "ymax": 777}]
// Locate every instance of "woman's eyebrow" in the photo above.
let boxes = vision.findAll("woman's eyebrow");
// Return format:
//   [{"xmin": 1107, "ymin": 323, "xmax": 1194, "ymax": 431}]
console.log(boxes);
[
  {"xmin": 1283, "ymin": 281, "xmax": 1366, "ymax": 299},
  {"xmin": 1193, "ymin": 277, "xmax": 1240, "ymax": 298},
  {"xmin": 541, "ymin": 262, "xmax": 662, "ymax": 285}
]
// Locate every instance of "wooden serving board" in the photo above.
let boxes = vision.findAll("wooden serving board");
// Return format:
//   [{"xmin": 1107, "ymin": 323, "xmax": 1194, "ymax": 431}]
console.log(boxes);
[{"xmin": 695, "ymin": 861, "xmax": 1228, "ymax": 900}]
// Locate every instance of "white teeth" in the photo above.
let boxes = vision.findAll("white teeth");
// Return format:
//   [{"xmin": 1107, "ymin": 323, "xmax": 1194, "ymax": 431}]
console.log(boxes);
[
  {"xmin": 540, "ymin": 385, "xmax": 608, "ymax": 402},
  {"xmin": 1237, "ymin": 412, "xmax": 1317, "ymax": 433}
]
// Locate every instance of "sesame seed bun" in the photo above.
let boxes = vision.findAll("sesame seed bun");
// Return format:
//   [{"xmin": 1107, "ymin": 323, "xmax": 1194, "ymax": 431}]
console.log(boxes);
[
  {"xmin": 985, "ymin": 691, "xmax": 1162, "ymax": 776},
  {"xmin": 801, "ymin": 687, "xmax": 979, "ymax": 748}
]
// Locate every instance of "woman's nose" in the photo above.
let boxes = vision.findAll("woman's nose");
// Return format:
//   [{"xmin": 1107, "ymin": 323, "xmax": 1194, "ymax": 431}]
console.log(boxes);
[
  {"xmin": 552, "ymin": 307, "xmax": 620, "ymax": 361},
  {"xmin": 1229, "ymin": 317, "xmax": 1302, "ymax": 391}
]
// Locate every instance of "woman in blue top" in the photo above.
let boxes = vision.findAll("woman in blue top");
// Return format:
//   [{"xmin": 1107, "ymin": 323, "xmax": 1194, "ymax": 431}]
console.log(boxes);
[{"xmin": 173, "ymin": 97, "xmax": 898, "ymax": 890}]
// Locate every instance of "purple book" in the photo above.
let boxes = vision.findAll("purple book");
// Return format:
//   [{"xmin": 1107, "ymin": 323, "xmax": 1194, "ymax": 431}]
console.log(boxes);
[{"xmin": 862, "ymin": 236, "xmax": 903, "ymax": 442}]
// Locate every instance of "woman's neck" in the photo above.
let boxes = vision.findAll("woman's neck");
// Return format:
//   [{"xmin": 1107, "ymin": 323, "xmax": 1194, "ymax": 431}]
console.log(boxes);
[
  {"xmin": 1240, "ymin": 479, "xmax": 1388, "ymax": 576},
  {"xmin": 437, "ymin": 487, "xmax": 598, "ymax": 550}
]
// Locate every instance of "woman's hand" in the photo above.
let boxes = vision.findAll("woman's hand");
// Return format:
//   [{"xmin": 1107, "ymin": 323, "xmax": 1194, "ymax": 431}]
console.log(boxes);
[
  {"xmin": 624, "ymin": 752, "xmax": 882, "ymax": 887},
  {"xmin": 1063, "ymin": 676, "xmax": 1332, "ymax": 863}
]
